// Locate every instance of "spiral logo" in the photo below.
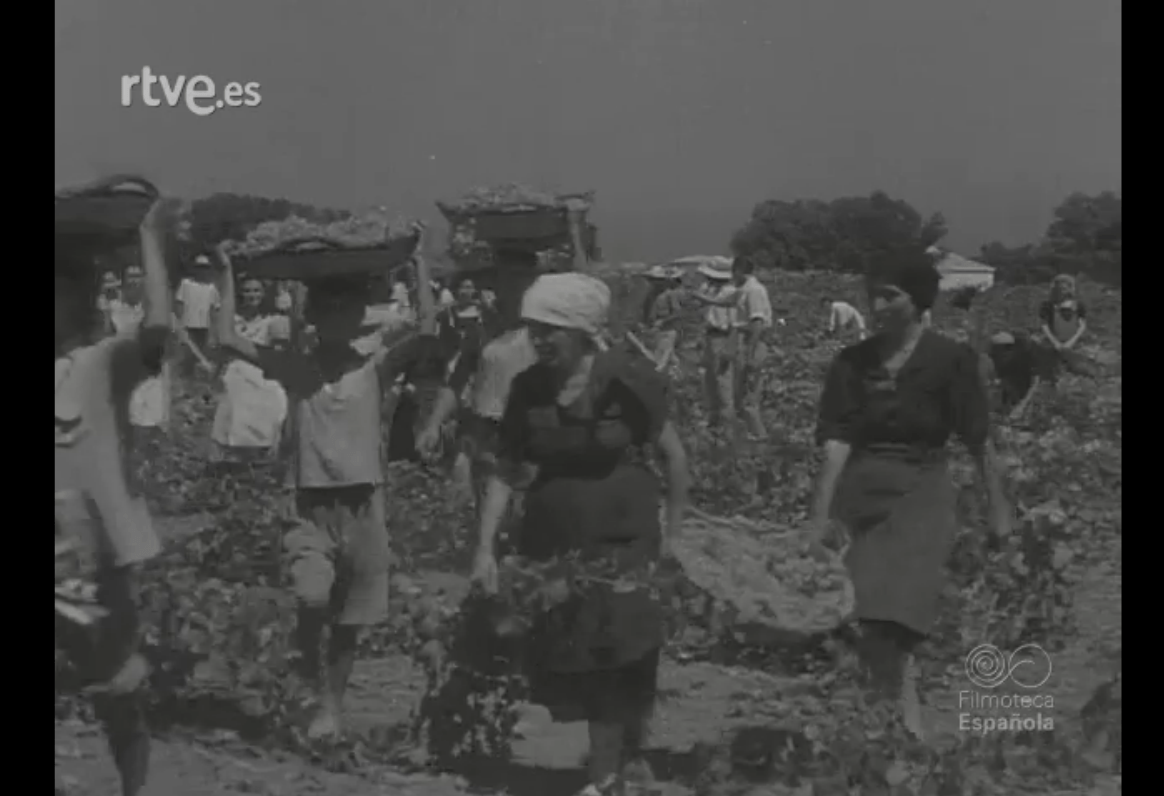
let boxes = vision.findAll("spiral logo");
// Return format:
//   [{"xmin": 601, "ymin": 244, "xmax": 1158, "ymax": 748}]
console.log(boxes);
[
  {"xmin": 1008, "ymin": 644, "xmax": 1053, "ymax": 688},
  {"xmin": 965, "ymin": 643, "xmax": 1053, "ymax": 689},
  {"xmin": 965, "ymin": 644, "xmax": 1009, "ymax": 688}
]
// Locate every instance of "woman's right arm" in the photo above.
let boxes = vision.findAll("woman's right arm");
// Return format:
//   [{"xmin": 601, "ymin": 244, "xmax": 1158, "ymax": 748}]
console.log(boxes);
[
  {"xmin": 213, "ymin": 246, "xmax": 259, "ymax": 362},
  {"xmin": 810, "ymin": 441, "xmax": 852, "ymax": 536},
  {"xmin": 810, "ymin": 354, "xmax": 858, "ymax": 542},
  {"xmin": 477, "ymin": 476, "xmax": 513, "ymax": 559},
  {"xmin": 472, "ymin": 371, "xmax": 530, "ymax": 590}
]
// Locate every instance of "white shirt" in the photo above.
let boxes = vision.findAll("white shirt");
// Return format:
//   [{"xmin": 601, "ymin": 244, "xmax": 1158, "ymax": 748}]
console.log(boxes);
[
  {"xmin": 702, "ymin": 283, "xmax": 738, "ymax": 331},
  {"xmin": 735, "ymin": 276, "xmax": 773, "ymax": 329},
  {"xmin": 294, "ymin": 358, "xmax": 384, "ymax": 487},
  {"xmin": 473, "ymin": 327, "xmax": 539, "ymax": 420},
  {"xmin": 275, "ymin": 289, "xmax": 293, "ymax": 313},
  {"xmin": 176, "ymin": 279, "xmax": 221, "ymax": 330},
  {"xmin": 105, "ymin": 298, "xmax": 144, "ymax": 335},
  {"xmin": 235, "ymin": 313, "xmax": 290, "ymax": 346},
  {"xmin": 829, "ymin": 301, "xmax": 866, "ymax": 333}
]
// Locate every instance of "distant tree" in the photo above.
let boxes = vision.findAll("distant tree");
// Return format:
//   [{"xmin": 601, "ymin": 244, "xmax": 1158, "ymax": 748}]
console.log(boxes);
[
  {"xmin": 980, "ymin": 192, "xmax": 1121, "ymax": 287},
  {"xmin": 185, "ymin": 193, "xmax": 350, "ymax": 249},
  {"xmin": 1044, "ymin": 191, "xmax": 1121, "ymax": 256},
  {"xmin": 978, "ymin": 242, "xmax": 1050, "ymax": 285},
  {"xmin": 730, "ymin": 191, "xmax": 947, "ymax": 273}
]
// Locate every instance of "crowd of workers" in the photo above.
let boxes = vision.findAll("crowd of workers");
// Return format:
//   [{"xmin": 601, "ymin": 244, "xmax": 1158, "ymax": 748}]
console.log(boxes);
[{"xmin": 57, "ymin": 189, "xmax": 1095, "ymax": 796}]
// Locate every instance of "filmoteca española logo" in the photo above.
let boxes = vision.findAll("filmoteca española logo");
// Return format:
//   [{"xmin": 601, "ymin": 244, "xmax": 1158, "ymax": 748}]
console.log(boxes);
[{"xmin": 964, "ymin": 643, "xmax": 1053, "ymax": 689}]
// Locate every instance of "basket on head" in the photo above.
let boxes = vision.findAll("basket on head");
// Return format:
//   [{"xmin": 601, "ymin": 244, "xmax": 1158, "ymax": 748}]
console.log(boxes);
[
  {"xmin": 55, "ymin": 176, "xmax": 186, "ymax": 287},
  {"xmin": 55, "ymin": 175, "xmax": 159, "ymax": 248},
  {"xmin": 237, "ymin": 232, "xmax": 421, "ymax": 282}
]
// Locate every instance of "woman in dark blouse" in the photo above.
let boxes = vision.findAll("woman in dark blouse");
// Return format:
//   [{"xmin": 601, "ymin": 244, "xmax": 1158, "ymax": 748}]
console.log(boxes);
[
  {"xmin": 473, "ymin": 272, "xmax": 690, "ymax": 796},
  {"xmin": 1038, "ymin": 274, "xmax": 1096, "ymax": 378},
  {"xmin": 809, "ymin": 248, "xmax": 1011, "ymax": 737}
]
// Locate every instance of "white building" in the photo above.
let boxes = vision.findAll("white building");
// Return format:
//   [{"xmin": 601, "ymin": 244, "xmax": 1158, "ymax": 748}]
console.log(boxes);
[{"xmin": 928, "ymin": 246, "xmax": 996, "ymax": 292}]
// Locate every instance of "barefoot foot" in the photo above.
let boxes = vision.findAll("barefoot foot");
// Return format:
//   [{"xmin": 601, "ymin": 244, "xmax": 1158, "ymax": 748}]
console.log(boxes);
[{"xmin": 306, "ymin": 705, "xmax": 342, "ymax": 741}]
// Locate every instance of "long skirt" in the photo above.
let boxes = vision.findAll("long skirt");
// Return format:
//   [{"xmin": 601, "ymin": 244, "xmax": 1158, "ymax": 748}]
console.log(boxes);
[
  {"xmin": 519, "ymin": 466, "xmax": 665, "ymax": 724},
  {"xmin": 833, "ymin": 450, "xmax": 957, "ymax": 636}
]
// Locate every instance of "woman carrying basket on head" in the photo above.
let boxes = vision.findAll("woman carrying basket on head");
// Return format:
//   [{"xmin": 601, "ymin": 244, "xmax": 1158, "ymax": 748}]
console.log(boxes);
[
  {"xmin": 472, "ymin": 272, "xmax": 690, "ymax": 796},
  {"xmin": 807, "ymin": 247, "xmax": 1011, "ymax": 738},
  {"xmin": 210, "ymin": 275, "xmax": 290, "ymax": 455},
  {"xmin": 56, "ymin": 190, "xmax": 177, "ymax": 796}
]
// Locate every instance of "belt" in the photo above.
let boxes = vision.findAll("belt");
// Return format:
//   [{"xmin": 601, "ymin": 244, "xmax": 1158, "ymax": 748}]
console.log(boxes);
[
  {"xmin": 705, "ymin": 327, "xmax": 732, "ymax": 337},
  {"xmin": 856, "ymin": 443, "xmax": 948, "ymax": 466}
]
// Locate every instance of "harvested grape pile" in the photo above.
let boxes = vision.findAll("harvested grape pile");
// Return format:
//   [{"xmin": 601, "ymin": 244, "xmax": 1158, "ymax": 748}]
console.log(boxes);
[
  {"xmin": 669, "ymin": 510, "xmax": 853, "ymax": 643},
  {"xmin": 439, "ymin": 183, "xmax": 594, "ymax": 214},
  {"xmin": 221, "ymin": 208, "xmax": 420, "ymax": 257},
  {"xmin": 438, "ymin": 183, "xmax": 595, "ymax": 261}
]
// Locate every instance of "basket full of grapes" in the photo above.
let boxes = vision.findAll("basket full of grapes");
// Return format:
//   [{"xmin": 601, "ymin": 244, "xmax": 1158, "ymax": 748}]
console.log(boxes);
[{"xmin": 669, "ymin": 508, "xmax": 854, "ymax": 643}]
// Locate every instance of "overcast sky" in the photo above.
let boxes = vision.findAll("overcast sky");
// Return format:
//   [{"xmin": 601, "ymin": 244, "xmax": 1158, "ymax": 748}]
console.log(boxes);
[{"xmin": 56, "ymin": 0, "xmax": 1121, "ymax": 261}]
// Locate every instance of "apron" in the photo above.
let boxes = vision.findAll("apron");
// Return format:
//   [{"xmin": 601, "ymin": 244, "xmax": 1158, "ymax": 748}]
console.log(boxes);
[
  {"xmin": 211, "ymin": 316, "xmax": 289, "ymax": 449},
  {"xmin": 211, "ymin": 360, "xmax": 289, "ymax": 448},
  {"xmin": 833, "ymin": 447, "xmax": 957, "ymax": 635}
]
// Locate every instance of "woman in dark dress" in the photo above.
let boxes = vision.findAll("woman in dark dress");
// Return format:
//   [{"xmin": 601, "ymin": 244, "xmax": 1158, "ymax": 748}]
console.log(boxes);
[
  {"xmin": 1038, "ymin": 274, "xmax": 1096, "ymax": 378},
  {"xmin": 808, "ymin": 248, "xmax": 1012, "ymax": 737},
  {"xmin": 472, "ymin": 272, "xmax": 690, "ymax": 796}
]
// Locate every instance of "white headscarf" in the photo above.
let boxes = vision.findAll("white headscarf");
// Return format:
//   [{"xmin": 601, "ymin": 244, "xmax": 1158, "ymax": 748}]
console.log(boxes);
[{"xmin": 521, "ymin": 272, "xmax": 611, "ymax": 345}]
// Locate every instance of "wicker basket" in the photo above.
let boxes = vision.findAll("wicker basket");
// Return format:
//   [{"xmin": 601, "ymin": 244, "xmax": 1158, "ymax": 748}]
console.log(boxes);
[
  {"xmin": 669, "ymin": 507, "xmax": 854, "ymax": 640},
  {"xmin": 55, "ymin": 175, "xmax": 159, "ymax": 246},
  {"xmin": 473, "ymin": 209, "xmax": 570, "ymax": 240},
  {"xmin": 437, "ymin": 191, "xmax": 593, "ymax": 242},
  {"xmin": 238, "ymin": 234, "xmax": 420, "ymax": 281}
]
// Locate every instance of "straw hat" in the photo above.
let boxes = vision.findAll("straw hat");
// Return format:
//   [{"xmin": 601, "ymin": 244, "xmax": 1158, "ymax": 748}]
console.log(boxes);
[
  {"xmin": 647, "ymin": 264, "xmax": 684, "ymax": 281},
  {"xmin": 697, "ymin": 261, "xmax": 733, "ymax": 280}
]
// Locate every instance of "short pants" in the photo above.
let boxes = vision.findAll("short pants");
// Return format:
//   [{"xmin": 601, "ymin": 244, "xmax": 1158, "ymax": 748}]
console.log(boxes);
[{"xmin": 284, "ymin": 485, "xmax": 390, "ymax": 625}]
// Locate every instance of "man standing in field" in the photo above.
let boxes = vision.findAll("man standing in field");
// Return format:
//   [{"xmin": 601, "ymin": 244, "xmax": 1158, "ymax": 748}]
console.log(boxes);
[
  {"xmin": 728, "ymin": 257, "xmax": 773, "ymax": 440},
  {"xmin": 690, "ymin": 263, "xmax": 739, "ymax": 436},
  {"xmin": 826, "ymin": 298, "xmax": 866, "ymax": 341},
  {"xmin": 174, "ymin": 255, "xmax": 220, "ymax": 377},
  {"xmin": 646, "ymin": 266, "xmax": 685, "ymax": 372}
]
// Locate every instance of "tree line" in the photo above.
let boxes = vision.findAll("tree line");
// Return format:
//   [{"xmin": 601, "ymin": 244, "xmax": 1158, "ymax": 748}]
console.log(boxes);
[
  {"xmin": 178, "ymin": 189, "xmax": 1121, "ymax": 288},
  {"xmin": 729, "ymin": 189, "xmax": 1121, "ymax": 287}
]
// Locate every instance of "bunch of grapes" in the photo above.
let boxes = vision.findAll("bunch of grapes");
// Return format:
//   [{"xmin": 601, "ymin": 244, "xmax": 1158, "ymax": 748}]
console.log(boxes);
[
  {"xmin": 442, "ymin": 184, "xmax": 593, "ymax": 214},
  {"xmin": 402, "ymin": 553, "xmax": 667, "ymax": 763},
  {"xmin": 223, "ymin": 208, "xmax": 419, "ymax": 258}
]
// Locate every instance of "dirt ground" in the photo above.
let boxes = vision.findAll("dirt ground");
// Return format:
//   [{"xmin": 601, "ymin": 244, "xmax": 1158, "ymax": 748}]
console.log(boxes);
[
  {"xmin": 56, "ymin": 656, "xmax": 786, "ymax": 796},
  {"xmin": 56, "ymin": 521, "xmax": 1122, "ymax": 796}
]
